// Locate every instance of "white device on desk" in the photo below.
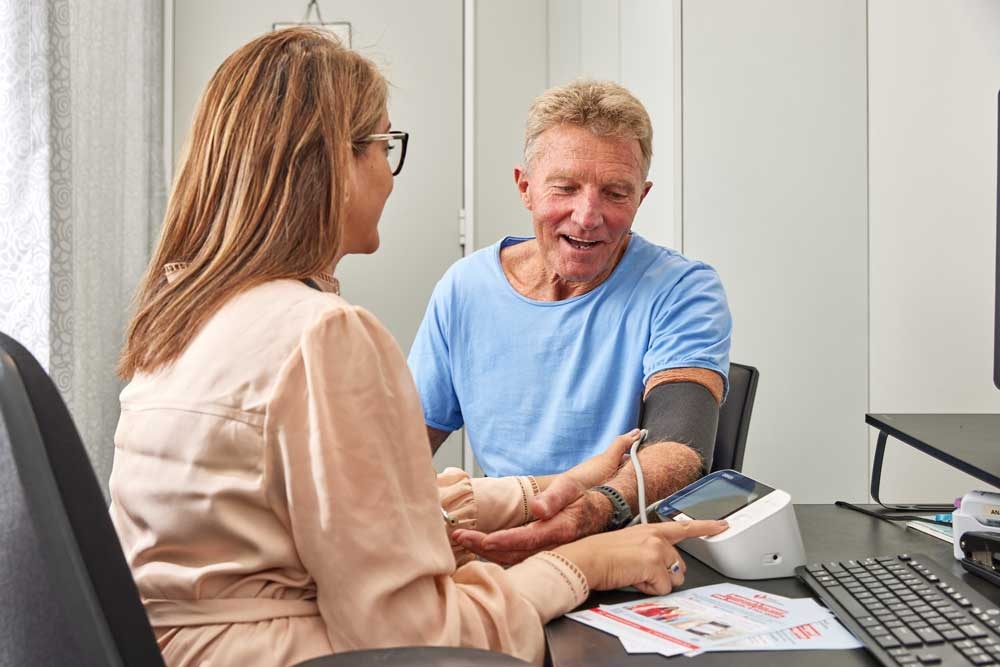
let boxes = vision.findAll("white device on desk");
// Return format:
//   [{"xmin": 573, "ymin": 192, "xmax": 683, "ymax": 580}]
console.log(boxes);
[
  {"xmin": 952, "ymin": 490, "xmax": 1000, "ymax": 560},
  {"xmin": 635, "ymin": 469, "xmax": 806, "ymax": 580}
]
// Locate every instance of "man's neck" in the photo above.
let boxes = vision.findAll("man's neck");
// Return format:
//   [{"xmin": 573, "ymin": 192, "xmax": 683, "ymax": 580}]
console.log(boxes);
[{"xmin": 500, "ymin": 237, "xmax": 629, "ymax": 301}]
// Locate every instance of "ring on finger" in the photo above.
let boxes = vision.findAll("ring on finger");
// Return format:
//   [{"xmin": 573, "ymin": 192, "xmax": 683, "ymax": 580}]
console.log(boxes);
[{"xmin": 669, "ymin": 560, "xmax": 682, "ymax": 575}]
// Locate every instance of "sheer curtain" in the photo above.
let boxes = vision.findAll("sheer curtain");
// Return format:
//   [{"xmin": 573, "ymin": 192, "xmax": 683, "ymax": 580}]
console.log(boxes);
[{"xmin": 0, "ymin": 0, "xmax": 165, "ymax": 489}]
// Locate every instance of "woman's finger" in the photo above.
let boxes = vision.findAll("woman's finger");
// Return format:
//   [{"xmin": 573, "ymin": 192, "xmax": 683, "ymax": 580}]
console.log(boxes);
[
  {"xmin": 606, "ymin": 429, "xmax": 641, "ymax": 461},
  {"xmin": 655, "ymin": 519, "xmax": 728, "ymax": 543}
]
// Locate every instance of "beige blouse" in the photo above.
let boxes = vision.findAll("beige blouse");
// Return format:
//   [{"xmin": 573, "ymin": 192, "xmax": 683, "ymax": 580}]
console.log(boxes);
[{"xmin": 108, "ymin": 277, "xmax": 587, "ymax": 667}]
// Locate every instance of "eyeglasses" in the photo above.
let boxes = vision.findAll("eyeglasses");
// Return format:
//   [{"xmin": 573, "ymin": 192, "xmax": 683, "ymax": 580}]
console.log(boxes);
[{"xmin": 358, "ymin": 130, "xmax": 409, "ymax": 176}]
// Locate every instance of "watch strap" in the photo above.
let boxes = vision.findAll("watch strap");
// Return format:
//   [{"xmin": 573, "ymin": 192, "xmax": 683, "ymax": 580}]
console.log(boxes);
[{"xmin": 592, "ymin": 484, "xmax": 632, "ymax": 531}]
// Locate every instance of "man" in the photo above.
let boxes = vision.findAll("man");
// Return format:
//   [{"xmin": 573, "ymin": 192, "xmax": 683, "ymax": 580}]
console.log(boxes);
[{"xmin": 408, "ymin": 80, "xmax": 732, "ymax": 560}]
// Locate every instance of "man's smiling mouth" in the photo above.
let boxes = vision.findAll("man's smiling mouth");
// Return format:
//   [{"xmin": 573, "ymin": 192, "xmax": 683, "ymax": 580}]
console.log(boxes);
[{"xmin": 562, "ymin": 234, "xmax": 601, "ymax": 250}]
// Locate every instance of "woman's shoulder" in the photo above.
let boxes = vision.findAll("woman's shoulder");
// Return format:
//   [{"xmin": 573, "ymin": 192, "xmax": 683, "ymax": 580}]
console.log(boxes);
[{"xmin": 148, "ymin": 281, "xmax": 372, "ymax": 390}]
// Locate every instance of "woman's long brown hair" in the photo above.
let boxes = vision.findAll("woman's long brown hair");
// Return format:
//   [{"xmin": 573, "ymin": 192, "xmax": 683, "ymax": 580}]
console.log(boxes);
[{"xmin": 118, "ymin": 28, "xmax": 386, "ymax": 379}]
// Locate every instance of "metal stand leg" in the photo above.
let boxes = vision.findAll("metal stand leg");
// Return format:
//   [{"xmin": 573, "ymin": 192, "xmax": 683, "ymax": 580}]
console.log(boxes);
[{"xmin": 871, "ymin": 430, "xmax": 954, "ymax": 513}]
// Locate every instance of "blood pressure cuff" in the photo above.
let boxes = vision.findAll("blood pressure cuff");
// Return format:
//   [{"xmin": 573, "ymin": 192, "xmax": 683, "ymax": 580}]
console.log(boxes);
[{"xmin": 639, "ymin": 381, "xmax": 720, "ymax": 473}]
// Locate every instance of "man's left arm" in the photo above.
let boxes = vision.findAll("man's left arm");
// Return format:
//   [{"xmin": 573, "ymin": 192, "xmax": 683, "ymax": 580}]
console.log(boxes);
[
  {"xmin": 451, "ymin": 368, "xmax": 724, "ymax": 563},
  {"xmin": 602, "ymin": 367, "xmax": 724, "ymax": 519}
]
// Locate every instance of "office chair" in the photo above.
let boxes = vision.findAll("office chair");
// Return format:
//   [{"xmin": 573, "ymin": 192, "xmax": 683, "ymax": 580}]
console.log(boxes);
[
  {"xmin": 711, "ymin": 362, "xmax": 759, "ymax": 472},
  {"xmin": 0, "ymin": 331, "xmax": 165, "ymax": 666},
  {"xmin": 0, "ymin": 332, "xmax": 529, "ymax": 667}
]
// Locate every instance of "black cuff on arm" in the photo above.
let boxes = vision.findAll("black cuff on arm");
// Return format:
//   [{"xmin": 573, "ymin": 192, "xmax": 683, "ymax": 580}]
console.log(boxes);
[{"xmin": 639, "ymin": 381, "xmax": 720, "ymax": 473}]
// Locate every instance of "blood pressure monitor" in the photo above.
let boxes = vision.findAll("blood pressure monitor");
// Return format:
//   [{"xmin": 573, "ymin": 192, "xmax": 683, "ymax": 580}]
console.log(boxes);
[{"xmin": 638, "ymin": 469, "xmax": 806, "ymax": 580}]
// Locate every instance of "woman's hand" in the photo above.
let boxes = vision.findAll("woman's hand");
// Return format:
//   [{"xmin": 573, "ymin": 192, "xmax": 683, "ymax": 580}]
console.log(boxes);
[
  {"xmin": 532, "ymin": 429, "xmax": 641, "ymax": 520},
  {"xmin": 552, "ymin": 519, "xmax": 728, "ymax": 596}
]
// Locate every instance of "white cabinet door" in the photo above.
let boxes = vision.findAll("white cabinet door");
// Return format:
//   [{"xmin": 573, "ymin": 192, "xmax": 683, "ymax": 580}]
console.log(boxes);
[{"xmin": 172, "ymin": 0, "xmax": 465, "ymax": 470}]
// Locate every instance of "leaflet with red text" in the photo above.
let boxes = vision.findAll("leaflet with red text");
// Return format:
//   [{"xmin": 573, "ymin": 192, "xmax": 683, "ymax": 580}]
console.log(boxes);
[{"xmin": 567, "ymin": 583, "xmax": 836, "ymax": 656}]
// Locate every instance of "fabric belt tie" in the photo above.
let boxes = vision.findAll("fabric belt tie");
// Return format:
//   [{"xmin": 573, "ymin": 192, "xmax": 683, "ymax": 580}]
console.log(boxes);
[{"xmin": 145, "ymin": 597, "xmax": 320, "ymax": 627}]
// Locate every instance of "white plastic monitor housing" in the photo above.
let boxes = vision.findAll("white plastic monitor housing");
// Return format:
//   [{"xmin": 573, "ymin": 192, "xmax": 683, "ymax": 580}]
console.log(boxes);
[
  {"xmin": 646, "ymin": 470, "xmax": 807, "ymax": 580},
  {"xmin": 952, "ymin": 490, "xmax": 1000, "ymax": 560}
]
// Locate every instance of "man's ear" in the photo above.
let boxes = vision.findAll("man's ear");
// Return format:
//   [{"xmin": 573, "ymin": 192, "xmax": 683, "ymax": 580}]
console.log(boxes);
[
  {"xmin": 638, "ymin": 181, "xmax": 653, "ymax": 205},
  {"xmin": 514, "ymin": 165, "xmax": 532, "ymax": 209}
]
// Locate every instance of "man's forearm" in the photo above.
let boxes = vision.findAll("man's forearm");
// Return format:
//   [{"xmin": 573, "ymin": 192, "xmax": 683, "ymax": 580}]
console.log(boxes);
[{"xmin": 602, "ymin": 441, "xmax": 703, "ymax": 515}]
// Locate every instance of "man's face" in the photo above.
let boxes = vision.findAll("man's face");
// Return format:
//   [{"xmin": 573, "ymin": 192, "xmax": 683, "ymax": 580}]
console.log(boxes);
[{"xmin": 516, "ymin": 124, "xmax": 651, "ymax": 284}]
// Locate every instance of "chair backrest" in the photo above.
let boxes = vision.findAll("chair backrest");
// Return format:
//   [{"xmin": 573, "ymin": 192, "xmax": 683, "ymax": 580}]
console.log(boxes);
[
  {"xmin": 0, "ymin": 332, "xmax": 164, "ymax": 667},
  {"xmin": 711, "ymin": 362, "xmax": 759, "ymax": 473}
]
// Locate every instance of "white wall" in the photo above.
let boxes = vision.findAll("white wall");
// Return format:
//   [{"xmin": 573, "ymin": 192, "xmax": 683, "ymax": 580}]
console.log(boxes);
[
  {"xmin": 473, "ymin": 1, "xmax": 548, "ymax": 249},
  {"xmin": 682, "ymin": 0, "xmax": 870, "ymax": 503},
  {"xmin": 868, "ymin": 0, "xmax": 1000, "ymax": 501}
]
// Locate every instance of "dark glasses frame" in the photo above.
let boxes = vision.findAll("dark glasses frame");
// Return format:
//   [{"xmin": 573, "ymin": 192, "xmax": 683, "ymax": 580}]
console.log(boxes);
[{"xmin": 358, "ymin": 130, "xmax": 409, "ymax": 176}]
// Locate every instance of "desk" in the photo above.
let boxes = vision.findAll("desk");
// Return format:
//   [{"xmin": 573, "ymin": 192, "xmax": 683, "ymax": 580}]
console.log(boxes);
[{"xmin": 545, "ymin": 504, "xmax": 1000, "ymax": 666}]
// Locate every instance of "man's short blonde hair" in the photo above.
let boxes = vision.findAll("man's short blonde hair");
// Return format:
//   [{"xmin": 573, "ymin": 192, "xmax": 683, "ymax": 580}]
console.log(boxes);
[{"xmin": 523, "ymin": 79, "xmax": 653, "ymax": 177}]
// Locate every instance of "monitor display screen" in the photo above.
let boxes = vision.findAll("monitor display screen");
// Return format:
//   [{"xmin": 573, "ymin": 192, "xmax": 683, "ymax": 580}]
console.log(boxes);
[{"xmin": 663, "ymin": 474, "xmax": 774, "ymax": 521}]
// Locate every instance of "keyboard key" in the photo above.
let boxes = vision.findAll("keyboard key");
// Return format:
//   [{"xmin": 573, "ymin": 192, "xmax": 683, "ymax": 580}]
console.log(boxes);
[
  {"xmin": 960, "ymin": 624, "xmax": 989, "ymax": 639},
  {"xmin": 890, "ymin": 627, "xmax": 923, "ymax": 647},
  {"xmin": 914, "ymin": 627, "xmax": 944, "ymax": 644},
  {"xmin": 876, "ymin": 634, "xmax": 901, "ymax": 648},
  {"xmin": 941, "ymin": 628, "xmax": 966, "ymax": 641},
  {"xmin": 914, "ymin": 652, "xmax": 941, "ymax": 664},
  {"xmin": 824, "ymin": 585, "xmax": 869, "ymax": 617}
]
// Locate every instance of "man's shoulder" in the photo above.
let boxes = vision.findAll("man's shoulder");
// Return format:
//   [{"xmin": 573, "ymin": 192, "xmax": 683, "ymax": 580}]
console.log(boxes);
[{"xmin": 627, "ymin": 234, "xmax": 721, "ymax": 285}]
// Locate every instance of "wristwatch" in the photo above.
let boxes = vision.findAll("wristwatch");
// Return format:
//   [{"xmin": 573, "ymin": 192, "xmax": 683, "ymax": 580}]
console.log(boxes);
[{"xmin": 591, "ymin": 485, "xmax": 633, "ymax": 531}]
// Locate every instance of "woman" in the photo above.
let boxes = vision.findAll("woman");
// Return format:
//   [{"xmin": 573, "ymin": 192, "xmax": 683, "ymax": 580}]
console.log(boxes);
[{"xmin": 109, "ymin": 27, "xmax": 725, "ymax": 666}]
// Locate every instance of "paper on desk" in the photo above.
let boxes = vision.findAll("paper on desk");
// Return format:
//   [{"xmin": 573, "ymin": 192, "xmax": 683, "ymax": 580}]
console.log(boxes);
[
  {"xmin": 567, "ymin": 583, "xmax": 838, "ymax": 656},
  {"xmin": 613, "ymin": 616, "xmax": 861, "ymax": 654},
  {"xmin": 567, "ymin": 608, "xmax": 691, "ymax": 657},
  {"xmin": 699, "ymin": 616, "xmax": 863, "ymax": 652},
  {"xmin": 605, "ymin": 583, "xmax": 832, "ymax": 650}
]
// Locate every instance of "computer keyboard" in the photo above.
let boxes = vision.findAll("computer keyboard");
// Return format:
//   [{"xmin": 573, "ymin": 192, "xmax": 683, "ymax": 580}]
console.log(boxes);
[{"xmin": 797, "ymin": 554, "xmax": 1000, "ymax": 666}]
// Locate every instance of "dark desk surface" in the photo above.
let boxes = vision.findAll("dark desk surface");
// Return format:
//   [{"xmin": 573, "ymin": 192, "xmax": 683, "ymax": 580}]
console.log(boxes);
[{"xmin": 545, "ymin": 504, "xmax": 1000, "ymax": 666}]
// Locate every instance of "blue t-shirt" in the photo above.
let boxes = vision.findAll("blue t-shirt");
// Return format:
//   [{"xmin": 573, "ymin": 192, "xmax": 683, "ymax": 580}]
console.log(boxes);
[{"xmin": 407, "ymin": 233, "xmax": 732, "ymax": 477}]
